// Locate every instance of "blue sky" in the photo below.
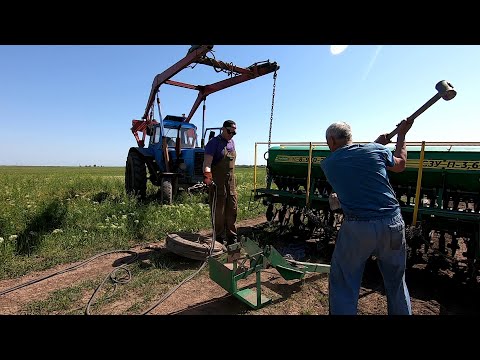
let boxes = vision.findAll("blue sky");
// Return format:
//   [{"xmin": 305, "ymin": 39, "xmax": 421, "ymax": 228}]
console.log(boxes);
[{"xmin": 1, "ymin": 45, "xmax": 478, "ymax": 166}]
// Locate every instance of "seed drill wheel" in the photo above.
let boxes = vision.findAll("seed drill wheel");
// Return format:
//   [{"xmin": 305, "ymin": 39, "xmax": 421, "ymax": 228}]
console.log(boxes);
[
  {"xmin": 166, "ymin": 232, "xmax": 226, "ymax": 261},
  {"xmin": 125, "ymin": 151, "xmax": 147, "ymax": 199}
]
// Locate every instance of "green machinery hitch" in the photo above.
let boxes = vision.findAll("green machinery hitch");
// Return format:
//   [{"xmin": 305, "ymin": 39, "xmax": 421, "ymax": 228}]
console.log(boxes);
[{"xmin": 208, "ymin": 236, "xmax": 331, "ymax": 309}]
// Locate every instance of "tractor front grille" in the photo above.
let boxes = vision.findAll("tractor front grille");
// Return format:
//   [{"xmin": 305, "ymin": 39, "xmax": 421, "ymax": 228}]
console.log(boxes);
[{"xmin": 194, "ymin": 151, "xmax": 204, "ymax": 176}]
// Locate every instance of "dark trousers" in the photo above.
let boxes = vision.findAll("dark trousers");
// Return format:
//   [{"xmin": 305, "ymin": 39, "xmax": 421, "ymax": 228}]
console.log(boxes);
[{"xmin": 209, "ymin": 192, "xmax": 237, "ymax": 243}]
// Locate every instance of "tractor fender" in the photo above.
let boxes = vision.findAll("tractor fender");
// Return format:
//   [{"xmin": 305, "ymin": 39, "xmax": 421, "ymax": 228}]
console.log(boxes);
[
  {"xmin": 128, "ymin": 147, "xmax": 154, "ymax": 159},
  {"xmin": 128, "ymin": 147, "xmax": 159, "ymax": 175}
]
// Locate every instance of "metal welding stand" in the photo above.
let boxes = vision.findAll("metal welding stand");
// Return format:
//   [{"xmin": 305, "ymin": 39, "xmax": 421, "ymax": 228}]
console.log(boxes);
[{"xmin": 208, "ymin": 236, "xmax": 331, "ymax": 310}]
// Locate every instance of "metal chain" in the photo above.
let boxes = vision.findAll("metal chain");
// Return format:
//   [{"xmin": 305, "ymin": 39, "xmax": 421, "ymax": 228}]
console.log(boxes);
[{"xmin": 268, "ymin": 70, "xmax": 277, "ymax": 151}]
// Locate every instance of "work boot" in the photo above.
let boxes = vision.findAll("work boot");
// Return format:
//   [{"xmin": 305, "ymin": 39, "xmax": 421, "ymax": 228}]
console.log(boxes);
[
  {"xmin": 215, "ymin": 235, "xmax": 227, "ymax": 246},
  {"xmin": 226, "ymin": 236, "xmax": 238, "ymax": 246}
]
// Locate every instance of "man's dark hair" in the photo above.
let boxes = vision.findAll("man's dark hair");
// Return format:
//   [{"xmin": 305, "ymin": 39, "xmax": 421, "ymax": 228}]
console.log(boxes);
[{"xmin": 223, "ymin": 120, "xmax": 236, "ymax": 128}]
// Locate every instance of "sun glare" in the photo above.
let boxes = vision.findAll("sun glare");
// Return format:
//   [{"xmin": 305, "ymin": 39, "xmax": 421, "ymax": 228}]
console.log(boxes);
[{"xmin": 330, "ymin": 45, "xmax": 348, "ymax": 55}]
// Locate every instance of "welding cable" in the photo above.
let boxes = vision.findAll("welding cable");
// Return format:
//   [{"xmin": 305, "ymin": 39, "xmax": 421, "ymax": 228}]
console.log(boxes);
[
  {"xmin": 142, "ymin": 182, "xmax": 219, "ymax": 315},
  {"xmin": 84, "ymin": 252, "xmax": 139, "ymax": 315},
  {"xmin": 0, "ymin": 250, "xmax": 138, "ymax": 297}
]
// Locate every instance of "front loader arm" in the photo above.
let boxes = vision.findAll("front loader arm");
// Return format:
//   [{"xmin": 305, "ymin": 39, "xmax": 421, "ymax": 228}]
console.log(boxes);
[
  {"xmin": 181, "ymin": 61, "xmax": 280, "ymax": 123},
  {"xmin": 132, "ymin": 46, "xmax": 279, "ymax": 148},
  {"xmin": 142, "ymin": 45, "xmax": 213, "ymax": 120}
]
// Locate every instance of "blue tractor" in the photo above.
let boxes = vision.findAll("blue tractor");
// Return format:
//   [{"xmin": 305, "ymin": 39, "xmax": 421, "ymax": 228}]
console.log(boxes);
[{"xmin": 125, "ymin": 45, "xmax": 279, "ymax": 204}]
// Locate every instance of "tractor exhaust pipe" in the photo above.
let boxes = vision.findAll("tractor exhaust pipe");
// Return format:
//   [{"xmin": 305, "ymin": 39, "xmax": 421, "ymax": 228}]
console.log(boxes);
[{"xmin": 387, "ymin": 80, "xmax": 457, "ymax": 141}]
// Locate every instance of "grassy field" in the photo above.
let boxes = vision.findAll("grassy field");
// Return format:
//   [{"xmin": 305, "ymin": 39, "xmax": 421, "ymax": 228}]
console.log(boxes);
[{"xmin": 0, "ymin": 166, "xmax": 267, "ymax": 280}]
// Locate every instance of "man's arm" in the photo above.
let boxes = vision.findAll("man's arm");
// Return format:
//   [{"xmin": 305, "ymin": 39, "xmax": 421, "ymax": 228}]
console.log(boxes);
[
  {"xmin": 373, "ymin": 130, "xmax": 407, "ymax": 173},
  {"xmin": 388, "ymin": 133, "xmax": 407, "ymax": 173},
  {"xmin": 203, "ymin": 154, "xmax": 213, "ymax": 173},
  {"xmin": 386, "ymin": 118, "xmax": 414, "ymax": 173},
  {"xmin": 203, "ymin": 153, "xmax": 214, "ymax": 185},
  {"xmin": 374, "ymin": 133, "xmax": 390, "ymax": 145}
]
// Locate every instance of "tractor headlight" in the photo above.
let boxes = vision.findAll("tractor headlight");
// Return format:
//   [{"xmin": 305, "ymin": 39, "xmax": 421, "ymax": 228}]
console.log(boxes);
[{"xmin": 179, "ymin": 163, "xmax": 187, "ymax": 171}]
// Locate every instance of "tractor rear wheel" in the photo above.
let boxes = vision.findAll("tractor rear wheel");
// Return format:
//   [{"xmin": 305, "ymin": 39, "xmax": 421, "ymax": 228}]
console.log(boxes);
[{"xmin": 125, "ymin": 151, "xmax": 147, "ymax": 199}]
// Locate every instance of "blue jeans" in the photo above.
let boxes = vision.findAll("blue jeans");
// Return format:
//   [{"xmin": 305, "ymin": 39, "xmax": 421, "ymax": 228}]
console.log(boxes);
[{"xmin": 329, "ymin": 213, "xmax": 412, "ymax": 315}]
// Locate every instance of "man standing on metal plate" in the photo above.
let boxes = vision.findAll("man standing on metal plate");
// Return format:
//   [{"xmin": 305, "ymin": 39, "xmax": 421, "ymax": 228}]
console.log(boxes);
[{"xmin": 203, "ymin": 120, "xmax": 238, "ymax": 246}]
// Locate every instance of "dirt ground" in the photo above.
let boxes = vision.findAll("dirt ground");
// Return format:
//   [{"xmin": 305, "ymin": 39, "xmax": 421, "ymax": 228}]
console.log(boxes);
[{"xmin": 1, "ymin": 215, "xmax": 479, "ymax": 315}]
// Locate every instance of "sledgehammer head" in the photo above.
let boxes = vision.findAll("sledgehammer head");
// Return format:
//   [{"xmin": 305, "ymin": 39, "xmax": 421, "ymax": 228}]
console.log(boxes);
[{"xmin": 436, "ymin": 80, "xmax": 457, "ymax": 100}]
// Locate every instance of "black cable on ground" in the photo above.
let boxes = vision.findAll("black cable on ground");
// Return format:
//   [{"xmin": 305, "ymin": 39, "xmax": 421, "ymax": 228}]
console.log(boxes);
[
  {"xmin": 85, "ymin": 251, "xmax": 139, "ymax": 315},
  {"xmin": 141, "ymin": 261, "xmax": 208, "ymax": 315},
  {"xmin": 0, "ymin": 250, "xmax": 139, "ymax": 298},
  {"xmin": 142, "ymin": 183, "xmax": 218, "ymax": 315}
]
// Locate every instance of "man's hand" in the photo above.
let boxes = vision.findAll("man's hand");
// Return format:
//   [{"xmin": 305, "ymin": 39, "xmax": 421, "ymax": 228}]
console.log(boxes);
[
  {"xmin": 397, "ymin": 118, "xmax": 414, "ymax": 137},
  {"xmin": 203, "ymin": 172, "xmax": 213, "ymax": 186},
  {"xmin": 374, "ymin": 133, "xmax": 390, "ymax": 145}
]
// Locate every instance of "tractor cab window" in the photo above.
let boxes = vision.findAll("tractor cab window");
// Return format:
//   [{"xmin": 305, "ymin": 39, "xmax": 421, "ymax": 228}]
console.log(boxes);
[
  {"xmin": 164, "ymin": 127, "xmax": 177, "ymax": 147},
  {"xmin": 181, "ymin": 128, "xmax": 197, "ymax": 148},
  {"xmin": 152, "ymin": 126, "xmax": 161, "ymax": 144},
  {"xmin": 163, "ymin": 126, "xmax": 197, "ymax": 148}
]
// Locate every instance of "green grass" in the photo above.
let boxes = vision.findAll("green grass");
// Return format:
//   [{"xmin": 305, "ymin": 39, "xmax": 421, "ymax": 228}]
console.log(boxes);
[
  {"xmin": 20, "ymin": 279, "xmax": 98, "ymax": 315},
  {"xmin": 0, "ymin": 166, "xmax": 267, "ymax": 280}
]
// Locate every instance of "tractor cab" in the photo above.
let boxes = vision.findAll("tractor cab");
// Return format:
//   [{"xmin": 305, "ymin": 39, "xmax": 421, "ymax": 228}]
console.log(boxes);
[{"xmin": 162, "ymin": 115, "xmax": 198, "ymax": 149}]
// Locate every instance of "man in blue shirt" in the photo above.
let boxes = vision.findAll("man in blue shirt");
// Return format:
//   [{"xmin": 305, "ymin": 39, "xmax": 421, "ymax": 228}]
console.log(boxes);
[
  {"xmin": 203, "ymin": 120, "xmax": 238, "ymax": 245},
  {"xmin": 320, "ymin": 119, "xmax": 414, "ymax": 315}
]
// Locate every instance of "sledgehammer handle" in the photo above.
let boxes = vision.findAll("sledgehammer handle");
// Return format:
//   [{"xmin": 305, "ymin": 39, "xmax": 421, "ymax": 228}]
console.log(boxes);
[{"xmin": 387, "ymin": 92, "xmax": 441, "ymax": 141}]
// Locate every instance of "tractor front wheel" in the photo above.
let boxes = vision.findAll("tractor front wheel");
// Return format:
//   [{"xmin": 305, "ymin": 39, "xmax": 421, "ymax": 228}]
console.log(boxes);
[
  {"xmin": 161, "ymin": 178, "xmax": 173, "ymax": 204},
  {"xmin": 125, "ymin": 151, "xmax": 147, "ymax": 199}
]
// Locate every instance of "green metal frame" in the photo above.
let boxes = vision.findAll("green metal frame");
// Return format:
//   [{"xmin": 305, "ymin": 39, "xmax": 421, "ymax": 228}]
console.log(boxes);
[{"xmin": 208, "ymin": 237, "xmax": 330, "ymax": 309}]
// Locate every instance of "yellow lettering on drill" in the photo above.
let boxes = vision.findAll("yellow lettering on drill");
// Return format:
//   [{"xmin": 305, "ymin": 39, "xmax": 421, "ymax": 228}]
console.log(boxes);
[
  {"xmin": 407, "ymin": 159, "xmax": 480, "ymax": 171},
  {"xmin": 274, "ymin": 156, "xmax": 326, "ymax": 164}
]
